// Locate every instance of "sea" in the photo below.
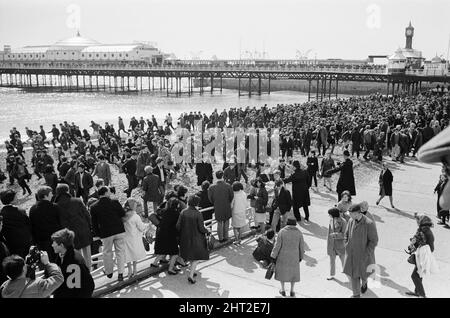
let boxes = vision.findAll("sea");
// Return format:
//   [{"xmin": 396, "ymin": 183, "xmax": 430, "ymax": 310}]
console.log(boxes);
[{"xmin": 0, "ymin": 87, "xmax": 351, "ymax": 143}]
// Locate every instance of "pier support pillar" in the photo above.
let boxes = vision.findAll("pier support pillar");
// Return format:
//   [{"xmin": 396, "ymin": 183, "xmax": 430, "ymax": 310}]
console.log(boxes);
[{"xmin": 308, "ymin": 79, "xmax": 311, "ymax": 101}]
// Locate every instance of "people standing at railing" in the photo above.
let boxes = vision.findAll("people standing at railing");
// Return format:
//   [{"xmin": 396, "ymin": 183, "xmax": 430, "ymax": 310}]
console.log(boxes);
[
  {"xmin": 231, "ymin": 181, "xmax": 250, "ymax": 245},
  {"xmin": 122, "ymin": 198, "xmax": 149, "ymax": 279},
  {"xmin": 54, "ymin": 183, "xmax": 92, "ymax": 270},
  {"xmin": 208, "ymin": 170, "xmax": 234, "ymax": 243},
  {"xmin": 142, "ymin": 166, "xmax": 164, "ymax": 218},
  {"xmin": 152, "ymin": 196, "xmax": 182, "ymax": 275},
  {"xmin": 176, "ymin": 195, "xmax": 210, "ymax": 284},
  {"xmin": 90, "ymin": 186, "xmax": 126, "ymax": 282},
  {"xmin": 51, "ymin": 228, "xmax": 95, "ymax": 298},
  {"xmin": 29, "ymin": 186, "xmax": 62, "ymax": 263}
]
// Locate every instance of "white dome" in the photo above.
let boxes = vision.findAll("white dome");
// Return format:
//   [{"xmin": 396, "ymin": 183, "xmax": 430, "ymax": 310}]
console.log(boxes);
[
  {"xmin": 389, "ymin": 48, "xmax": 406, "ymax": 61},
  {"xmin": 431, "ymin": 55, "xmax": 442, "ymax": 63},
  {"xmin": 53, "ymin": 32, "xmax": 100, "ymax": 47}
]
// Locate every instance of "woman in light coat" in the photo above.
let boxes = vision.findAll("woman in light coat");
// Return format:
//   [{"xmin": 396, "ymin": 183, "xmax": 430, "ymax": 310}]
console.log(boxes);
[
  {"xmin": 122, "ymin": 198, "xmax": 149, "ymax": 278},
  {"xmin": 231, "ymin": 182, "xmax": 250, "ymax": 245},
  {"xmin": 326, "ymin": 207, "xmax": 347, "ymax": 280},
  {"xmin": 270, "ymin": 218, "xmax": 305, "ymax": 297}
]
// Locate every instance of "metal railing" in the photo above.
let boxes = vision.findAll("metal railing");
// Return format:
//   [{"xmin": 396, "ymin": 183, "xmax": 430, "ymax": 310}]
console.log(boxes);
[
  {"xmin": 35, "ymin": 206, "xmax": 218, "ymax": 278},
  {"xmin": 0, "ymin": 61, "xmax": 388, "ymax": 75}
]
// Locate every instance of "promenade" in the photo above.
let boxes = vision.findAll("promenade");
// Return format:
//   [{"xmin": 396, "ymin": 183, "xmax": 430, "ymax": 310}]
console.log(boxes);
[{"xmin": 103, "ymin": 157, "xmax": 450, "ymax": 298}]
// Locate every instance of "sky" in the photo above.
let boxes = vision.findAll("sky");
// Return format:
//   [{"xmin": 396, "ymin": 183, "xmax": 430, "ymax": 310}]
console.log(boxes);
[{"xmin": 0, "ymin": 0, "xmax": 449, "ymax": 60}]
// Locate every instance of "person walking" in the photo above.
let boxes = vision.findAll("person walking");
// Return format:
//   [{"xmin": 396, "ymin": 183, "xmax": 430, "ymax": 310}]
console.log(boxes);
[
  {"xmin": 271, "ymin": 180, "xmax": 292, "ymax": 232},
  {"xmin": 405, "ymin": 214, "xmax": 437, "ymax": 298},
  {"xmin": 343, "ymin": 203, "xmax": 378, "ymax": 298},
  {"xmin": 141, "ymin": 166, "xmax": 164, "ymax": 218},
  {"xmin": 92, "ymin": 155, "xmax": 112, "ymax": 186},
  {"xmin": 283, "ymin": 160, "xmax": 311, "ymax": 222},
  {"xmin": 321, "ymin": 152, "xmax": 335, "ymax": 191},
  {"xmin": 270, "ymin": 217, "xmax": 305, "ymax": 297},
  {"xmin": 176, "ymin": 195, "xmax": 210, "ymax": 284},
  {"xmin": 74, "ymin": 163, "xmax": 93, "ymax": 204},
  {"xmin": 306, "ymin": 151, "xmax": 319, "ymax": 190},
  {"xmin": 90, "ymin": 186, "xmax": 127, "ymax": 282},
  {"xmin": 376, "ymin": 163, "xmax": 394, "ymax": 208},
  {"xmin": 250, "ymin": 178, "xmax": 268, "ymax": 234},
  {"xmin": 231, "ymin": 181, "xmax": 249, "ymax": 245},
  {"xmin": 208, "ymin": 170, "xmax": 234, "ymax": 243},
  {"xmin": 326, "ymin": 207, "xmax": 347, "ymax": 280},
  {"xmin": 326, "ymin": 150, "xmax": 356, "ymax": 201},
  {"xmin": 11, "ymin": 157, "xmax": 32, "ymax": 196}
]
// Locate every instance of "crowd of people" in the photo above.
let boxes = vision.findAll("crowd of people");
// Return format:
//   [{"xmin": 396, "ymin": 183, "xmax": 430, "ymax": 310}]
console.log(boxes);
[{"xmin": 0, "ymin": 89, "xmax": 448, "ymax": 298}]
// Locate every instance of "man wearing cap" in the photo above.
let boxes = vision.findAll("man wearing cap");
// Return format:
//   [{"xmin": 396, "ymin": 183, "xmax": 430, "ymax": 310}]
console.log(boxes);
[{"xmin": 343, "ymin": 203, "xmax": 378, "ymax": 298}]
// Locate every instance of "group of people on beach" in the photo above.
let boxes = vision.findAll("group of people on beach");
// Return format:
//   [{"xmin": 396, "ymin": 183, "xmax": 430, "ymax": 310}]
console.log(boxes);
[{"xmin": 0, "ymin": 88, "xmax": 448, "ymax": 298}]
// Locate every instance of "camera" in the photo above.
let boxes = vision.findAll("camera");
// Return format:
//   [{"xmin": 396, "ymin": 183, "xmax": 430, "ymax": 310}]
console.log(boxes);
[{"xmin": 25, "ymin": 246, "xmax": 41, "ymax": 279}]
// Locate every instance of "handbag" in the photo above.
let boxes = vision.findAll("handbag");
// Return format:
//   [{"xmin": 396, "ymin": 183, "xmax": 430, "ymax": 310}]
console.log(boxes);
[
  {"xmin": 142, "ymin": 236, "xmax": 150, "ymax": 252},
  {"xmin": 148, "ymin": 212, "xmax": 161, "ymax": 226},
  {"xmin": 207, "ymin": 234, "xmax": 217, "ymax": 251},
  {"xmin": 265, "ymin": 263, "xmax": 275, "ymax": 280},
  {"xmin": 407, "ymin": 253, "xmax": 416, "ymax": 265}
]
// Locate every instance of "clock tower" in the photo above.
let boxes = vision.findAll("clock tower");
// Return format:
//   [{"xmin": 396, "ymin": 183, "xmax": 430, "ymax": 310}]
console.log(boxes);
[{"xmin": 405, "ymin": 21, "xmax": 414, "ymax": 49}]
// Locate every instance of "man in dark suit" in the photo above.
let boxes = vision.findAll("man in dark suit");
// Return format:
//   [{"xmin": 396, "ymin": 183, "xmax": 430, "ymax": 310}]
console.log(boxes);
[
  {"xmin": 326, "ymin": 150, "xmax": 356, "ymax": 201},
  {"xmin": 74, "ymin": 163, "xmax": 93, "ymax": 204},
  {"xmin": 0, "ymin": 190, "xmax": 32, "ymax": 258},
  {"xmin": 90, "ymin": 186, "xmax": 126, "ymax": 282},
  {"xmin": 122, "ymin": 152, "xmax": 138, "ymax": 198},
  {"xmin": 281, "ymin": 134, "xmax": 295, "ymax": 161},
  {"xmin": 195, "ymin": 157, "xmax": 213, "ymax": 186},
  {"xmin": 208, "ymin": 170, "xmax": 234, "ymax": 242}
]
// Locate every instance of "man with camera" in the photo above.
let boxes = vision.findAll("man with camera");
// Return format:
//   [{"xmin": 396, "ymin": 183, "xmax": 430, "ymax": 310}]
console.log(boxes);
[{"xmin": 1, "ymin": 250, "xmax": 63, "ymax": 298}]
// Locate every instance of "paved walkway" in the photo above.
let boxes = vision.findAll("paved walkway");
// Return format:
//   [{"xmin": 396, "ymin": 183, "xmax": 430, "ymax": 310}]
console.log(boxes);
[{"xmin": 104, "ymin": 158, "xmax": 450, "ymax": 298}]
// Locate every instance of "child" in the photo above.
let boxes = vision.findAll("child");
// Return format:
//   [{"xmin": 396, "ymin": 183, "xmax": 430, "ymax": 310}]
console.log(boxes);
[
  {"xmin": 252, "ymin": 229, "xmax": 275, "ymax": 267},
  {"xmin": 122, "ymin": 198, "xmax": 149, "ymax": 279}
]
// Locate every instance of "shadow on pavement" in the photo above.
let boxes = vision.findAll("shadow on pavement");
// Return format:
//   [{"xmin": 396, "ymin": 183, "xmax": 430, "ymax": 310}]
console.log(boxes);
[{"xmin": 299, "ymin": 220, "xmax": 328, "ymax": 240}]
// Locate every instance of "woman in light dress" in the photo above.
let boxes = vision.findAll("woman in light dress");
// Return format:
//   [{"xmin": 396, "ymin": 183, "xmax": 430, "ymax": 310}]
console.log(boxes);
[
  {"xmin": 231, "ymin": 181, "xmax": 250, "ymax": 245},
  {"xmin": 122, "ymin": 198, "xmax": 149, "ymax": 278}
]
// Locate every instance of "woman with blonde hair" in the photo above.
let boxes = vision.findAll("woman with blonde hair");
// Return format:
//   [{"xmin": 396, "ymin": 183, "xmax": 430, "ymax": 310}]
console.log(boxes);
[{"xmin": 122, "ymin": 198, "xmax": 149, "ymax": 279}]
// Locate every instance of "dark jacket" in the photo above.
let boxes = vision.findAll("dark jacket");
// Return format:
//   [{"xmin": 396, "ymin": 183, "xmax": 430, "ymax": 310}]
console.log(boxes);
[
  {"xmin": 208, "ymin": 180, "xmax": 234, "ymax": 221},
  {"xmin": 154, "ymin": 202, "xmax": 181, "ymax": 256},
  {"xmin": 176, "ymin": 207, "xmax": 209, "ymax": 261},
  {"xmin": 74, "ymin": 172, "xmax": 93, "ymax": 194},
  {"xmin": 195, "ymin": 162, "xmax": 213, "ymax": 186},
  {"xmin": 0, "ymin": 234, "xmax": 10, "ymax": 285},
  {"xmin": 53, "ymin": 247, "xmax": 95, "ymax": 298},
  {"xmin": 327, "ymin": 158, "xmax": 356, "ymax": 196},
  {"xmin": 306, "ymin": 156, "xmax": 319, "ymax": 173},
  {"xmin": 284, "ymin": 169, "xmax": 310, "ymax": 207},
  {"xmin": 90, "ymin": 197, "xmax": 125, "ymax": 239},
  {"xmin": 29, "ymin": 200, "xmax": 62, "ymax": 245},
  {"xmin": 379, "ymin": 169, "xmax": 393, "ymax": 196},
  {"xmin": 142, "ymin": 172, "xmax": 163, "ymax": 203},
  {"xmin": 274, "ymin": 187, "xmax": 292, "ymax": 215},
  {"xmin": 0, "ymin": 206, "xmax": 32, "ymax": 258},
  {"xmin": 54, "ymin": 193, "xmax": 92, "ymax": 249}
]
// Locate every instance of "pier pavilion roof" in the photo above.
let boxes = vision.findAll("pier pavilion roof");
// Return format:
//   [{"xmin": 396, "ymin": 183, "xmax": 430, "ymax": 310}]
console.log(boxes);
[
  {"xmin": 10, "ymin": 46, "xmax": 50, "ymax": 53},
  {"xmin": 81, "ymin": 45, "xmax": 141, "ymax": 53},
  {"xmin": 53, "ymin": 32, "xmax": 100, "ymax": 48}
]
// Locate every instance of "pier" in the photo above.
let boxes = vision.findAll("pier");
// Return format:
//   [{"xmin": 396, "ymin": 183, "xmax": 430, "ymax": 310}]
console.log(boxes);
[{"xmin": 0, "ymin": 61, "xmax": 448, "ymax": 100}]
